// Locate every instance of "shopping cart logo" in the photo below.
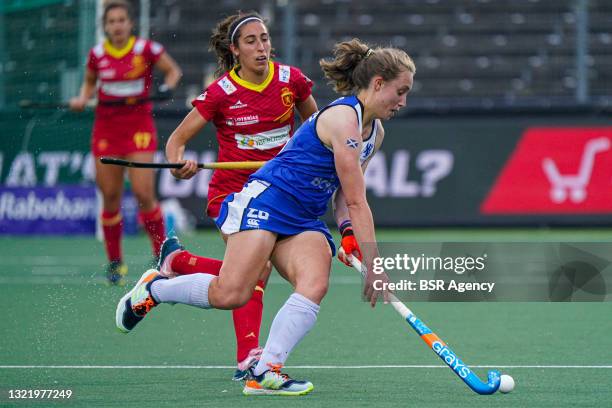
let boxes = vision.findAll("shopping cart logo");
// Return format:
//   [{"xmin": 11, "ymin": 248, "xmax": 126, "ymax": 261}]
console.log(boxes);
[
  {"xmin": 481, "ymin": 127, "xmax": 612, "ymax": 214},
  {"xmin": 542, "ymin": 137, "xmax": 610, "ymax": 203}
]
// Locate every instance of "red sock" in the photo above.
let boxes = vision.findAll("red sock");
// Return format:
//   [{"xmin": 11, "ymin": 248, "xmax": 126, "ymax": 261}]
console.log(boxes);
[
  {"xmin": 139, "ymin": 205, "xmax": 166, "ymax": 258},
  {"xmin": 170, "ymin": 251, "xmax": 265, "ymax": 363},
  {"xmin": 234, "ymin": 280, "xmax": 265, "ymax": 363},
  {"xmin": 101, "ymin": 210, "xmax": 123, "ymax": 262},
  {"xmin": 170, "ymin": 250, "xmax": 223, "ymax": 275}
]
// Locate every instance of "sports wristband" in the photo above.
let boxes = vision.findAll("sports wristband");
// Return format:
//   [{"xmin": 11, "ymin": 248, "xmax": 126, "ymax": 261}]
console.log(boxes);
[{"xmin": 339, "ymin": 220, "xmax": 353, "ymax": 237}]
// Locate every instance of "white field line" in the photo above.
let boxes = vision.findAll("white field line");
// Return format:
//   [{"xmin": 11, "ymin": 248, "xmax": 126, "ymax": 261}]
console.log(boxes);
[
  {"xmin": 0, "ymin": 276, "xmax": 362, "ymax": 285},
  {"xmin": 2, "ymin": 255, "xmax": 151, "ymax": 266},
  {"xmin": 0, "ymin": 365, "xmax": 611, "ymax": 369},
  {"xmin": 0, "ymin": 255, "xmax": 361, "ymax": 284}
]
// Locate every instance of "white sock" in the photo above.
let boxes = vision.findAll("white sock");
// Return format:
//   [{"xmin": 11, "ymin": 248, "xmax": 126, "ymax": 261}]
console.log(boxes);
[
  {"xmin": 150, "ymin": 273, "xmax": 214, "ymax": 309},
  {"xmin": 253, "ymin": 293, "xmax": 320, "ymax": 376}
]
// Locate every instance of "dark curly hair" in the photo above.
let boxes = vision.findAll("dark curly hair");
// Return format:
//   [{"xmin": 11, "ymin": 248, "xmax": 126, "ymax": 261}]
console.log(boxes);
[{"xmin": 209, "ymin": 11, "xmax": 267, "ymax": 77}]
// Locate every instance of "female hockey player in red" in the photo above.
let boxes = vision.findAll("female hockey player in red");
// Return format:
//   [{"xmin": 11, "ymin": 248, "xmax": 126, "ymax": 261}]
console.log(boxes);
[
  {"xmin": 159, "ymin": 12, "xmax": 317, "ymax": 380},
  {"xmin": 70, "ymin": 0, "xmax": 182, "ymax": 285}
]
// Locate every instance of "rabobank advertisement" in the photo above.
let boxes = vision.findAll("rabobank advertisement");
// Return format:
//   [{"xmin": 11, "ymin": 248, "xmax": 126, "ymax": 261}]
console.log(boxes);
[
  {"xmin": 3, "ymin": 111, "xmax": 612, "ymax": 230},
  {"xmin": 0, "ymin": 187, "xmax": 97, "ymax": 234}
]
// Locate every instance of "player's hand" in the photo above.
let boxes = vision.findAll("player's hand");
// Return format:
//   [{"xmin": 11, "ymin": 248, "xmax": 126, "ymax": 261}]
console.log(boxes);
[
  {"xmin": 69, "ymin": 97, "xmax": 87, "ymax": 112},
  {"xmin": 363, "ymin": 257, "xmax": 391, "ymax": 308},
  {"xmin": 171, "ymin": 159, "xmax": 199, "ymax": 179},
  {"xmin": 338, "ymin": 235, "xmax": 362, "ymax": 266},
  {"xmin": 337, "ymin": 221, "xmax": 362, "ymax": 266},
  {"xmin": 156, "ymin": 84, "xmax": 173, "ymax": 100}
]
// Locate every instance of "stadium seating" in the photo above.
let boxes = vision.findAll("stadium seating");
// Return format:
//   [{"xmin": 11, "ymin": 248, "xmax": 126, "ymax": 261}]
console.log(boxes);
[
  {"xmin": 4, "ymin": 0, "xmax": 611, "ymax": 109},
  {"xmin": 3, "ymin": 3, "xmax": 82, "ymax": 106},
  {"xmin": 146, "ymin": 0, "xmax": 612, "ymax": 109}
]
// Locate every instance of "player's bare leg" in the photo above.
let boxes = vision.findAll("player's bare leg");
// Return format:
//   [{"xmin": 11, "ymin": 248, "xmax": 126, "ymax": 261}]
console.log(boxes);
[
  {"xmin": 116, "ymin": 230, "xmax": 276, "ymax": 333},
  {"xmin": 156, "ymin": 231, "xmax": 272, "ymax": 380},
  {"xmin": 221, "ymin": 231, "xmax": 272, "ymax": 380},
  {"xmin": 243, "ymin": 231, "xmax": 331, "ymax": 396}
]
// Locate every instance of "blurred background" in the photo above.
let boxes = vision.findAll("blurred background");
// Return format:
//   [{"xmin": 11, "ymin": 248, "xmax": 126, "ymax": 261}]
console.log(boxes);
[{"xmin": 1, "ymin": 0, "xmax": 611, "ymax": 235}]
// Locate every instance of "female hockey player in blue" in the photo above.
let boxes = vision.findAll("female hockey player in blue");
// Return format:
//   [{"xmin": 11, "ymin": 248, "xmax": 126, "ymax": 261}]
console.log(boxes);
[{"xmin": 116, "ymin": 38, "xmax": 415, "ymax": 396}]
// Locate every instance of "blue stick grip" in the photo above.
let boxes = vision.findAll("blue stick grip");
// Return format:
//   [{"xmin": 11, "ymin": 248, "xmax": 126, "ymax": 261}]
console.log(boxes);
[{"xmin": 405, "ymin": 313, "xmax": 501, "ymax": 395}]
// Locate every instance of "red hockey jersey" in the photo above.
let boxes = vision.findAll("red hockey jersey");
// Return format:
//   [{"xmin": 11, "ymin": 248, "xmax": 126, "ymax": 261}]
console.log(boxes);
[
  {"xmin": 192, "ymin": 61, "xmax": 313, "ymax": 217},
  {"xmin": 87, "ymin": 36, "xmax": 164, "ymax": 116}
]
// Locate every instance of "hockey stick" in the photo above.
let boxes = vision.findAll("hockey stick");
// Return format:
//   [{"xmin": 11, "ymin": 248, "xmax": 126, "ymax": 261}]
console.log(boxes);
[
  {"xmin": 349, "ymin": 256, "xmax": 501, "ymax": 395},
  {"xmin": 18, "ymin": 100, "xmax": 71, "ymax": 109},
  {"xmin": 100, "ymin": 157, "xmax": 266, "ymax": 170},
  {"xmin": 19, "ymin": 94, "xmax": 171, "ymax": 110}
]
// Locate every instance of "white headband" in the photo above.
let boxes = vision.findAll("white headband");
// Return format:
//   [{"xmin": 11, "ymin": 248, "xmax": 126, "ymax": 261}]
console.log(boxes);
[{"xmin": 230, "ymin": 17, "xmax": 263, "ymax": 44}]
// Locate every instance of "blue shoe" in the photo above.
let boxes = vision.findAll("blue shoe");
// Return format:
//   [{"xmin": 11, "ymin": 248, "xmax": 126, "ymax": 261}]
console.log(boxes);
[
  {"xmin": 157, "ymin": 237, "xmax": 184, "ymax": 278},
  {"xmin": 115, "ymin": 269, "xmax": 165, "ymax": 333},
  {"xmin": 106, "ymin": 260, "xmax": 128, "ymax": 286},
  {"xmin": 243, "ymin": 364, "xmax": 314, "ymax": 396}
]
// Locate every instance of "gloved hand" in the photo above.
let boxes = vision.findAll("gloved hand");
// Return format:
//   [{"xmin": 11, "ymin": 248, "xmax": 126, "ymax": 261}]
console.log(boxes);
[
  {"xmin": 337, "ymin": 221, "xmax": 362, "ymax": 266},
  {"xmin": 155, "ymin": 83, "xmax": 173, "ymax": 100}
]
